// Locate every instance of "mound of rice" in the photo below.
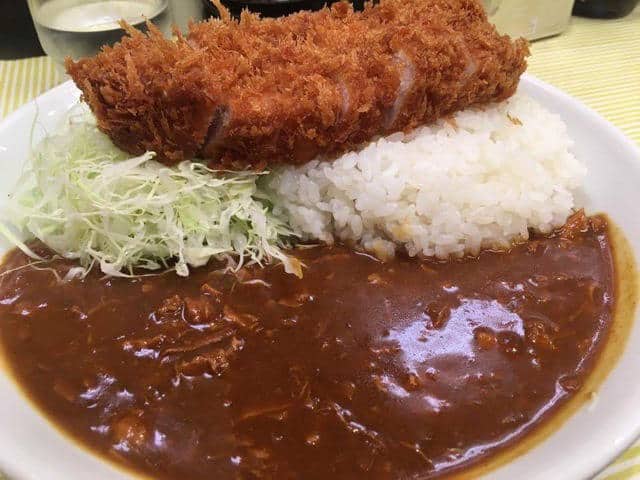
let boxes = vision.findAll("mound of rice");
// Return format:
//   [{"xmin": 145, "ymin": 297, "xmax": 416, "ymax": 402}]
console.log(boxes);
[{"xmin": 267, "ymin": 91, "xmax": 585, "ymax": 260}]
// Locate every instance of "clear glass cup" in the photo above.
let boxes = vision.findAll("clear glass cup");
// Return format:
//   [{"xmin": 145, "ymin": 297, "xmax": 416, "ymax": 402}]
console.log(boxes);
[{"xmin": 27, "ymin": 0, "xmax": 172, "ymax": 68}]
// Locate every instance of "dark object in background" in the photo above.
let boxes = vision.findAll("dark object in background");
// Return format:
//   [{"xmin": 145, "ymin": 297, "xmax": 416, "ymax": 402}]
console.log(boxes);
[
  {"xmin": 202, "ymin": 0, "xmax": 363, "ymax": 18},
  {"xmin": 0, "ymin": 0, "xmax": 44, "ymax": 59},
  {"xmin": 573, "ymin": 0, "xmax": 639, "ymax": 18}
]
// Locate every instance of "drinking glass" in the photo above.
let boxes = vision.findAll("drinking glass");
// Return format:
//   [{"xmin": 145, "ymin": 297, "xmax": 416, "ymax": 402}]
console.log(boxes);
[{"xmin": 27, "ymin": 0, "xmax": 172, "ymax": 68}]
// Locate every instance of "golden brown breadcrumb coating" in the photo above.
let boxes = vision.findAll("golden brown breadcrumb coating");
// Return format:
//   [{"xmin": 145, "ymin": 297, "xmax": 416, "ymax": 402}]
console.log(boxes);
[{"xmin": 66, "ymin": 0, "xmax": 529, "ymax": 169}]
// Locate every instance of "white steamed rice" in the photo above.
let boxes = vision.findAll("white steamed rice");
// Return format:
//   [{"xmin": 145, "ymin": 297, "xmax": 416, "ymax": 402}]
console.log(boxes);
[{"xmin": 267, "ymin": 91, "xmax": 585, "ymax": 260}]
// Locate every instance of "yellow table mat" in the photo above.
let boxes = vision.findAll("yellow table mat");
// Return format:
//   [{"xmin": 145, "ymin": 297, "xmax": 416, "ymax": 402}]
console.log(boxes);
[
  {"xmin": 0, "ymin": 56, "xmax": 62, "ymax": 119},
  {"xmin": 528, "ymin": 8, "xmax": 640, "ymax": 145},
  {"xmin": 0, "ymin": 7, "xmax": 639, "ymax": 480}
]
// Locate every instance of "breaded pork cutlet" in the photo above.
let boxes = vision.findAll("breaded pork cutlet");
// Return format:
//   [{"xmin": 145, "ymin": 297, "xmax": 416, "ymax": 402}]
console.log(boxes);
[{"xmin": 66, "ymin": 0, "xmax": 529, "ymax": 169}]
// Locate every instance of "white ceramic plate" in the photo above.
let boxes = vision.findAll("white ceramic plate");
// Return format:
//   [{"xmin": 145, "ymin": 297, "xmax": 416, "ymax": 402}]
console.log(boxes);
[{"xmin": 0, "ymin": 76, "xmax": 639, "ymax": 480}]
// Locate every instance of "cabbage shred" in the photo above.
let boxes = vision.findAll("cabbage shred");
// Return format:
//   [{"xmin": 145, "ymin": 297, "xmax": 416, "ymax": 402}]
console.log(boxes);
[{"xmin": 2, "ymin": 114, "xmax": 300, "ymax": 278}]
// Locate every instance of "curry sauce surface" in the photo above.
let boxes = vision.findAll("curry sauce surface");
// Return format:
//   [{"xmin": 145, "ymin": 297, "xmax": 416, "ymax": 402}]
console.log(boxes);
[{"xmin": 0, "ymin": 214, "xmax": 615, "ymax": 479}]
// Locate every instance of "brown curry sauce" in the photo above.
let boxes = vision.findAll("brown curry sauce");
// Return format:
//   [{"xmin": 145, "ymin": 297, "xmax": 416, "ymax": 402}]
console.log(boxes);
[{"xmin": 0, "ymin": 213, "xmax": 617, "ymax": 479}]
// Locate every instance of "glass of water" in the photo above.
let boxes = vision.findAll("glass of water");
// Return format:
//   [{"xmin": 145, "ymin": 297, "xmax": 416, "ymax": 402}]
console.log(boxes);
[{"xmin": 27, "ymin": 0, "xmax": 172, "ymax": 68}]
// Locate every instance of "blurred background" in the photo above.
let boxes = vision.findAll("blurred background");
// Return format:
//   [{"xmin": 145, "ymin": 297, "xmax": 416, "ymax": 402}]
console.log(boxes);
[{"xmin": 0, "ymin": 0, "xmax": 638, "ymax": 62}]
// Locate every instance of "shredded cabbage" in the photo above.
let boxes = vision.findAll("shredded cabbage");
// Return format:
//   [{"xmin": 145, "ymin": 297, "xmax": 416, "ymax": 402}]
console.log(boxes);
[{"xmin": 2, "ymin": 112, "xmax": 301, "ymax": 278}]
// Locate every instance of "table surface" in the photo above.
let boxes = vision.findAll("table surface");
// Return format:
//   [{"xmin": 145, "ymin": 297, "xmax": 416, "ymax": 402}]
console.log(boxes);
[{"xmin": 0, "ymin": 7, "xmax": 639, "ymax": 480}]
